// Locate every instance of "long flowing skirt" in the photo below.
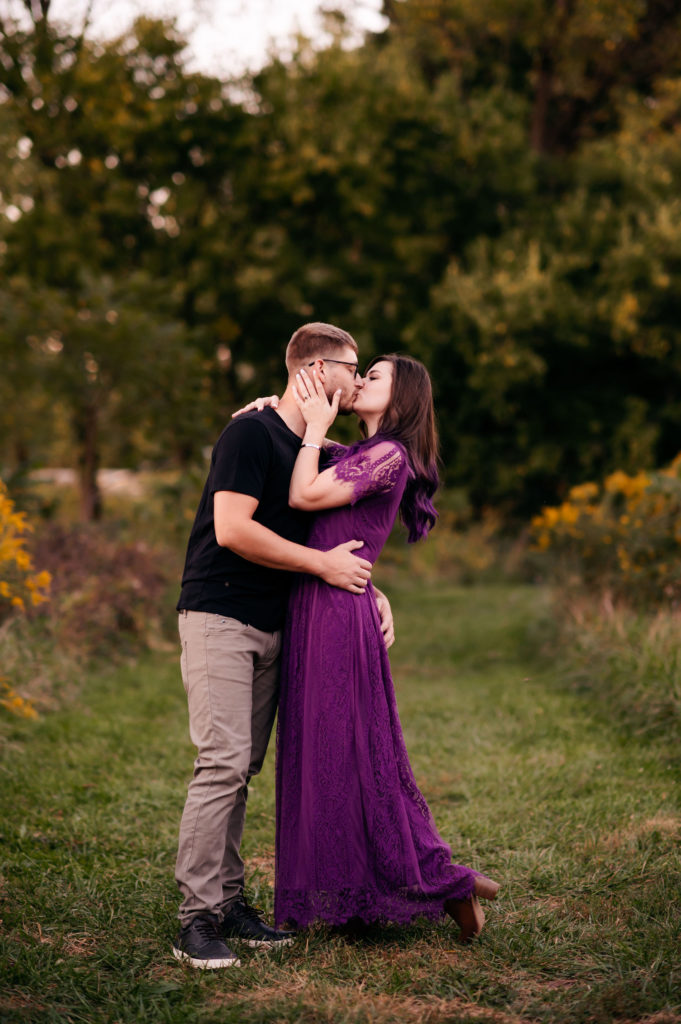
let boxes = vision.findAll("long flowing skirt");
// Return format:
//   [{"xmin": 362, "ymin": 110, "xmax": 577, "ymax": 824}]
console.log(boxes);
[{"xmin": 274, "ymin": 578, "xmax": 477, "ymax": 928}]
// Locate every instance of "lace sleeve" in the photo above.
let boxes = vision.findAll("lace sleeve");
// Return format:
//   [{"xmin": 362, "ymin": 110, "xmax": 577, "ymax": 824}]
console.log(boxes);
[
  {"xmin": 324, "ymin": 441, "xmax": 348, "ymax": 460},
  {"xmin": 331, "ymin": 441, "xmax": 407, "ymax": 504}
]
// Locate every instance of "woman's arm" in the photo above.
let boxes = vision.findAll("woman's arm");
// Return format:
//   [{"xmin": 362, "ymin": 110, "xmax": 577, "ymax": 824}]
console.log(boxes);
[
  {"xmin": 231, "ymin": 393, "xmax": 345, "ymax": 453},
  {"xmin": 231, "ymin": 395, "xmax": 279, "ymax": 417},
  {"xmin": 288, "ymin": 369, "xmax": 360, "ymax": 510},
  {"xmin": 290, "ymin": 369, "xmax": 406, "ymax": 512}
]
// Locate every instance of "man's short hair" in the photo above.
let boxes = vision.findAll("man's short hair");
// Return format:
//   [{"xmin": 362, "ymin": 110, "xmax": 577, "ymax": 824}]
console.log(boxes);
[{"xmin": 285, "ymin": 322, "xmax": 358, "ymax": 373}]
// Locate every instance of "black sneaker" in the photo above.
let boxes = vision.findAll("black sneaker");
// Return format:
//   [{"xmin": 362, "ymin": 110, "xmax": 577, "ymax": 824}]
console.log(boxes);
[
  {"xmin": 173, "ymin": 913, "xmax": 241, "ymax": 969},
  {"xmin": 221, "ymin": 899, "xmax": 295, "ymax": 949}
]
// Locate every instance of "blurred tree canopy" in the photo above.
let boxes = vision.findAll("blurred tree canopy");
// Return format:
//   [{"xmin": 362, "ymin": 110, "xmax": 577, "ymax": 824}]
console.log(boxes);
[{"xmin": 2, "ymin": 0, "xmax": 681, "ymax": 517}]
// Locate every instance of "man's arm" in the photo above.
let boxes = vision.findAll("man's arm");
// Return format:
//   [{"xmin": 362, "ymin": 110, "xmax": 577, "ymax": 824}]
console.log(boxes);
[{"xmin": 214, "ymin": 491, "xmax": 371, "ymax": 594}]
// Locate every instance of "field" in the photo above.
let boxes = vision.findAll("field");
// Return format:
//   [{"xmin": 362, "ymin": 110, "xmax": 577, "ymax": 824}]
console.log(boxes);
[{"xmin": 1, "ymin": 580, "xmax": 680, "ymax": 1024}]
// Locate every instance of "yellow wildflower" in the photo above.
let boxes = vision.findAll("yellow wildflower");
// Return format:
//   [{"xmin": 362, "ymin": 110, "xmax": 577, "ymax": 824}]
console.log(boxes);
[
  {"xmin": 568, "ymin": 482, "xmax": 599, "ymax": 503},
  {"xmin": 604, "ymin": 470, "xmax": 631, "ymax": 494},
  {"xmin": 14, "ymin": 550, "xmax": 32, "ymax": 571},
  {"xmin": 559, "ymin": 503, "xmax": 579, "ymax": 525},
  {"xmin": 0, "ymin": 680, "xmax": 38, "ymax": 720},
  {"xmin": 543, "ymin": 507, "xmax": 560, "ymax": 527}
]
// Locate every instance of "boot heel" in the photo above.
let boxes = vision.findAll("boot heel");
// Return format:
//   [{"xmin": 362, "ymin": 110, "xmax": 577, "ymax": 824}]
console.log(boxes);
[{"xmin": 444, "ymin": 894, "xmax": 485, "ymax": 943}]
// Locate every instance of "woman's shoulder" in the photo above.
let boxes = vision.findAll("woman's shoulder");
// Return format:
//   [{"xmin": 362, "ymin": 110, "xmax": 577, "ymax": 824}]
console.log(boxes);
[
  {"xmin": 329, "ymin": 435, "xmax": 409, "ymax": 503},
  {"xmin": 360, "ymin": 436, "xmax": 410, "ymax": 472},
  {"xmin": 336, "ymin": 434, "xmax": 408, "ymax": 462}
]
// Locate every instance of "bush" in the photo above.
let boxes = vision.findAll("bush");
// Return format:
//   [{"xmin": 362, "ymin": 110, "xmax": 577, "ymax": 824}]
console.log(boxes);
[
  {"xmin": 380, "ymin": 489, "xmax": 530, "ymax": 585},
  {"xmin": 0, "ymin": 481, "xmax": 51, "ymax": 719},
  {"xmin": 530, "ymin": 454, "xmax": 681, "ymax": 606},
  {"xmin": 29, "ymin": 523, "xmax": 174, "ymax": 659},
  {"xmin": 0, "ymin": 479, "xmax": 51, "ymax": 621},
  {"xmin": 0, "ymin": 510, "xmax": 178, "ymax": 718}
]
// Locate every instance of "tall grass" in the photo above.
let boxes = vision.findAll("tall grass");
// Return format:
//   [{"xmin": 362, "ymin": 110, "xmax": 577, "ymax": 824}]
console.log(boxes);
[{"xmin": 551, "ymin": 595, "xmax": 681, "ymax": 739}]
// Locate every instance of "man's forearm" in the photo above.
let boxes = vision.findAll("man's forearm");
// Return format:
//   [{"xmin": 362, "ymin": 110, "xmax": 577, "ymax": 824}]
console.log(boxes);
[
  {"xmin": 218, "ymin": 518, "xmax": 325, "ymax": 575},
  {"xmin": 213, "ymin": 491, "xmax": 370, "ymax": 592}
]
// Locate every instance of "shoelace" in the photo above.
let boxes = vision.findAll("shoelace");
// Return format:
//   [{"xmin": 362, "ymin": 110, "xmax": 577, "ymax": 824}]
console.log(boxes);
[
  {"xmin": 232, "ymin": 900, "xmax": 264, "ymax": 921},
  {"xmin": 192, "ymin": 916, "xmax": 221, "ymax": 941}
]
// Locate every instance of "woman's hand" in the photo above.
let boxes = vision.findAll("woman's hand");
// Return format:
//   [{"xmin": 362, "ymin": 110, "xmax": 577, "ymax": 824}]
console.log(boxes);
[
  {"xmin": 293, "ymin": 369, "xmax": 340, "ymax": 436},
  {"xmin": 231, "ymin": 395, "xmax": 279, "ymax": 418}
]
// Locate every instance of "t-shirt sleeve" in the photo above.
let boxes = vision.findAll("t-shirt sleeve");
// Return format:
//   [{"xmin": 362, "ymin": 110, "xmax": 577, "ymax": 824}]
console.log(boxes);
[
  {"xmin": 210, "ymin": 418, "xmax": 272, "ymax": 502},
  {"xmin": 331, "ymin": 441, "xmax": 408, "ymax": 504}
]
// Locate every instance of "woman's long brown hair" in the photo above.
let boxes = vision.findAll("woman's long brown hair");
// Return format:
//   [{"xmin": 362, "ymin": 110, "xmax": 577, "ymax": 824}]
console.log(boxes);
[{"xmin": 362, "ymin": 354, "xmax": 439, "ymax": 541}]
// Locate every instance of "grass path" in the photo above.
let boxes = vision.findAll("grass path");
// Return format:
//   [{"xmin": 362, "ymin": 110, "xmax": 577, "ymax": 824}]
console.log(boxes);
[{"xmin": 1, "ymin": 582, "xmax": 679, "ymax": 1024}]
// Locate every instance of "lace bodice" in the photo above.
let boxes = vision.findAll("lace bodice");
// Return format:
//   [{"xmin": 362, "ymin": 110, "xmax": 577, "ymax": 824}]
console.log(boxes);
[{"xmin": 310, "ymin": 439, "xmax": 410, "ymax": 562}]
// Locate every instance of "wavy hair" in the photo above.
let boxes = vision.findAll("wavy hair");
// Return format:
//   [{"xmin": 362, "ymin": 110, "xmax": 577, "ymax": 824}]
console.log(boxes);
[{"xmin": 360, "ymin": 354, "xmax": 439, "ymax": 542}]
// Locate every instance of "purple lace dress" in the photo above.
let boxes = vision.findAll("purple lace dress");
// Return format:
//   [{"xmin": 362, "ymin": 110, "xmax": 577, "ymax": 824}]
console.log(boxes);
[{"xmin": 274, "ymin": 437, "xmax": 477, "ymax": 928}]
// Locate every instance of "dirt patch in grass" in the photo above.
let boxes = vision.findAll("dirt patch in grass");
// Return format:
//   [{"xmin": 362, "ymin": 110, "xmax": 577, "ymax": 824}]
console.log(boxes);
[
  {"xmin": 0, "ymin": 990, "xmax": 47, "ymax": 1013},
  {"xmin": 210, "ymin": 978, "xmax": 531, "ymax": 1024},
  {"xmin": 61, "ymin": 931, "xmax": 100, "ymax": 957},
  {"xmin": 245, "ymin": 851, "xmax": 276, "ymax": 886},
  {"xmin": 575, "ymin": 815, "xmax": 681, "ymax": 856},
  {"xmin": 625, "ymin": 1015, "xmax": 681, "ymax": 1024}
]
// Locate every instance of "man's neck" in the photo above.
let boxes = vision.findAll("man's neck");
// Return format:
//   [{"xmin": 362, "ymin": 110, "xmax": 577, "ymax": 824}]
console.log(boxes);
[{"xmin": 274, "ymin": 386, "xmax": 306, "ymax": 437}]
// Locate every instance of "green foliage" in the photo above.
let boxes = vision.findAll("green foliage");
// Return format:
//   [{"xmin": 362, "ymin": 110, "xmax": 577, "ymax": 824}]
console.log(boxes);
[
  {"xmin": 3, "ymin": 1, "xmax": 681, "ymax": 516},
  {"xmin": 530, "ymin": 454, "xmax": 681, "ymax": 606}
]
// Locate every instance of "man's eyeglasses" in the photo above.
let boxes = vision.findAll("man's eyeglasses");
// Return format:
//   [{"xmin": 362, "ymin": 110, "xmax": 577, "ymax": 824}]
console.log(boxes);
[{"xmin": 308, "ymin": 358, "xmax": 360, "ymax": 379}]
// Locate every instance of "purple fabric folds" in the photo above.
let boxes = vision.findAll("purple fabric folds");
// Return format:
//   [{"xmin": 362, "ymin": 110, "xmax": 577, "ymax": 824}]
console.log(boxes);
[{"xmin": 274, "ymin": 439, "xmax": 476, "ymax": 928}]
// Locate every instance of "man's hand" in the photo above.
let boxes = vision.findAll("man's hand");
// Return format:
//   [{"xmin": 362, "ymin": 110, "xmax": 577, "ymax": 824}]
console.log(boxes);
[
  {"xmin": 374, "ymin": 587, "xmax": 395, "ymax": 648},
  {"xmin": 319, "ymin": 540, "xmax": 372, "ymax": 594},
  {"xmin": 232, "ymin": 395, "xmax": 280, "ymax": 418}
]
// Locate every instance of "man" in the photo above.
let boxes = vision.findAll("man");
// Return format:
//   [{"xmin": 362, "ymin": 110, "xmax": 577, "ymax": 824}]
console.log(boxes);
[{"xmin": 173, "ymin": 322, "xmax": 394, "ymax": 969}]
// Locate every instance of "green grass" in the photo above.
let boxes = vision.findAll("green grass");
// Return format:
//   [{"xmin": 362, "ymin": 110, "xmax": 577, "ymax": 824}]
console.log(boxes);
[{"xmin": 1, "ymin": 581, "xmax": 680, "ymax": 1024}]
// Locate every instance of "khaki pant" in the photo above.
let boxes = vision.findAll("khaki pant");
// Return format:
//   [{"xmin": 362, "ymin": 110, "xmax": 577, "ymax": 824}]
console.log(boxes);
[{"xmin": 175, "ymin": 610, "xmax": 281, "ymax": 924}]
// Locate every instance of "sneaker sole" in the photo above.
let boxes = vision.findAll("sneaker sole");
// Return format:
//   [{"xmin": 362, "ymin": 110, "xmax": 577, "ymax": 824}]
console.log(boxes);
[
  {"xmin": 172, "ymin": 946, "xmax": 241, "ymax": 969},
  {"xmin": 233, "ymin": 936, "xmax": 295, "ymax": 949}
]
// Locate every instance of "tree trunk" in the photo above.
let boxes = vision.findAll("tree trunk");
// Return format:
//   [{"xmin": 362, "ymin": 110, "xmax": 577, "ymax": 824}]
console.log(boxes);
[
  {"xmin": 530, "ymin": 0, "xmax": 577, "ymax": 154},
  {"xmin": 530, "ymin": 49, "xmax": 554, "ymax": 154},
  {"xmin": 14, "ymin": 438, "xmax": 29, "ymax": 467},
  {"xmin": 74, "ymin": 401, "xmax": 102, "ymax": 521}
]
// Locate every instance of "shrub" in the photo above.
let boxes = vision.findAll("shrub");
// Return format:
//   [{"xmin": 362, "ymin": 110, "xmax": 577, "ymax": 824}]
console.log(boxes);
[
  {"xmin": 0, "ymin": 479, "xmax": 51, "ymax": 621},
  {"xmin": 29, "ymin": 523, "xmax": 175, "ymax": 659},
  {"xmin": 0, "ymin": 481, "xmax": 51, "ymax": 719},
  {"xmin": 530, "ymin": 454, "xmax": 681, "ymax": 606},
  {"xmin": 381, "ymin": 490, "xmax": 529, "ymax": 585},
  {"xmin": 0, "ymin": 506, "xmax": 178, "ymax": 718}
]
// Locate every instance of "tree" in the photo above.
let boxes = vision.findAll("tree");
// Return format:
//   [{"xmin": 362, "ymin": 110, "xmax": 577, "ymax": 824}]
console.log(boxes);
[{"xmin": 0, "ymin": 11, "xmax": 237, "ymax": 516}]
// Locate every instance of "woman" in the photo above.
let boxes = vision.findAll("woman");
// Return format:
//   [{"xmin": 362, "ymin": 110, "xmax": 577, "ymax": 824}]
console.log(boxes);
[{"xmin": 274, "ymin": 355, "xmax": 500, "ymax": 942}]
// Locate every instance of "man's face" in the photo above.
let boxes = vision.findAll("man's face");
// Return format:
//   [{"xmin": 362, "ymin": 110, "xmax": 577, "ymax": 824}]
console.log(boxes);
[{"xmin": 320, "ymin": 346, "xmax": 361, "ymax": 415}]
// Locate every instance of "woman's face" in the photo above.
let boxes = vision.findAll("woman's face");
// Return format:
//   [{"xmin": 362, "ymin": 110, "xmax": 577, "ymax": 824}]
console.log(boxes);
[{"xmin": 352, "ymin": 360, "xmax": 394, "ymax": 420}]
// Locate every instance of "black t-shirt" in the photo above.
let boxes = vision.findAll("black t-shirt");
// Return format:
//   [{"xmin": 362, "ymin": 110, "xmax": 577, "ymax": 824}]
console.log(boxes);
[{"xmin": 177, "ymin": 408, "xmax": 314, "ymax": 631}]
